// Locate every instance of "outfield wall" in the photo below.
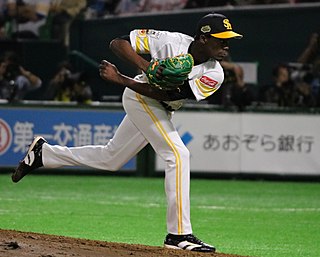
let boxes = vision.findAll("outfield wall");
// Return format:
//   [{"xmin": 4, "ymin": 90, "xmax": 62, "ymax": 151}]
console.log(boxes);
[
  {"xmin": 1, "ymin": 102, "xmax": 319, "ymax": 177},
  {"xmin": 155, "ymin": 111, "xmax": 320, "ymax": 175}
]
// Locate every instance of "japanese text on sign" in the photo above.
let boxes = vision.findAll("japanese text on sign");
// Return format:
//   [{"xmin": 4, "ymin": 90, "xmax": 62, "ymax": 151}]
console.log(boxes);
[
  {"xmin": 203, "ymin": 134, "xmax": 314, "ymax": 153},
  {"xmin": 13, "ymin": 121, "xmax": 117, "ymax": 154}
]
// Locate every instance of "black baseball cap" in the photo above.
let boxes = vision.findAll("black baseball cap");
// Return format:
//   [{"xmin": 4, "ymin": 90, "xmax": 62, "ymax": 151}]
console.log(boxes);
[{"xmin": 196, "ymin": 13, "xmax": 243, "ymax": 39}]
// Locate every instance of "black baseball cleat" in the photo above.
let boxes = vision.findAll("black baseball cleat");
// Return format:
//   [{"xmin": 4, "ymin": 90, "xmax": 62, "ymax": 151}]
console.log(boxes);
[
  {"xmin": 164, "ymin": 233, "xmax": 215, "ymax": 252},
  {"xmin": 12, "ymin": 136, "xmax": 47, "ymax": 183}
]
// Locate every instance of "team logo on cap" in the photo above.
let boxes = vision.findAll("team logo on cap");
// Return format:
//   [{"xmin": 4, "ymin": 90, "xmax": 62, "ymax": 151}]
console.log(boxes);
[
  {"xmin": 200, "ymin": 25, "xmax": 211, "ymax": 33},
  {"xmin": 223, "ymin": 19, "xmax": 232, "ymax": 30}
]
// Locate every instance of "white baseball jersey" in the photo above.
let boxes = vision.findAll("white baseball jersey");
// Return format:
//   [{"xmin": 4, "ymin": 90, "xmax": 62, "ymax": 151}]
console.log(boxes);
[{"xmin": 130, "ymin": 29, "xmax": 224, "ymax": 110}]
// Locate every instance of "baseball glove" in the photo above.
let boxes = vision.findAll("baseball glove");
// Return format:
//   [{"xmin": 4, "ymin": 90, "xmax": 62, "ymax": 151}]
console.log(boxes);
[{"xmin": 146, "ymin": 54, "xmax": 194, "ymax": 90}]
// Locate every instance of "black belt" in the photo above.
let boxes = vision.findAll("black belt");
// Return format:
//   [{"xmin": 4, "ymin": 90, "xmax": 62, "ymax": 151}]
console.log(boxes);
[{"xmin": 160, "ymin": 101, "xmax": 175, "ymax": 112}]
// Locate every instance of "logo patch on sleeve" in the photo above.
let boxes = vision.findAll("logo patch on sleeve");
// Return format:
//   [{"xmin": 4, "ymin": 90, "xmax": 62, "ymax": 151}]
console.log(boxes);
[
  {"xmin": 138, "ymin": 29, "xmax": 148, "ymax": 37},
  {"xmin": 200, "ymin": 76, "xmax": 218, "ymax": 88}
]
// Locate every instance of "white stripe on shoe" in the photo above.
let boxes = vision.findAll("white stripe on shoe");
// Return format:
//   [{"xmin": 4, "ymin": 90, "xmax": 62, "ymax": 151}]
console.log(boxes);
[
  {"xmin": 164, "ymin": 241, "xmax": 203, "ymax": 251},
  {"xmin": 178, "ymin": 241, "xmax": 203, "ymax": 251},
  {"xmin": 24, "ymin": 151, "xmax": 35, "ymax": 166}
]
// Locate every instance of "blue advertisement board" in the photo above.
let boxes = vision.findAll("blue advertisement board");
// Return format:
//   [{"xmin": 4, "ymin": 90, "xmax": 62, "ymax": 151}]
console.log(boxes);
[{"xmin": 0, "ymin": 107, "xmax": 136, "ymax": 170}]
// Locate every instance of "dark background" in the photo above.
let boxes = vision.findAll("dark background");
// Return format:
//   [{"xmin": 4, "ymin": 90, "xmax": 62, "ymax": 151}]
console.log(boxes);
[{"xmin": 1, "ymin": 4, "xmax": 319, "ymax": 101}]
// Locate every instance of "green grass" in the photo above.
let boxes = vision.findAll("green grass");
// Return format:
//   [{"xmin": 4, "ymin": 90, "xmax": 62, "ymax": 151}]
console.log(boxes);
[{"xmin": 0, "ymin": 174, "xmax": 319, "ymax": 257}]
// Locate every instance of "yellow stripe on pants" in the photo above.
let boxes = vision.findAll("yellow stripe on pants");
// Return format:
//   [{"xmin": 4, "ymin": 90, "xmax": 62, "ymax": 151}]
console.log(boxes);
[{"xmin": 136, "ymin": 93, "xmax": 183, "ymax": 234}]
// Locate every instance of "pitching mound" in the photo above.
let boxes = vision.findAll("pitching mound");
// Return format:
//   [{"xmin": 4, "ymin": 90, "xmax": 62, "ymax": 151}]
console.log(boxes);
[{"xmin": 0, "ymin": 229, "xmax": 249, "ymax": 257}]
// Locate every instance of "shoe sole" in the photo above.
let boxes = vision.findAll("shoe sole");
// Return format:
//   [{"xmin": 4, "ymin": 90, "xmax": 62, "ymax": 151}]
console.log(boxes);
[
  {"xmin": 12, "ymin": 136, "xmax": 45, "ymax": 183},
  {"xmin": 164, "ymin": 244, "xmax": 182, "ymax": 250},
  {"xmin": 164, "ymin": 243, "xmax": 214, "ymax": 252}
]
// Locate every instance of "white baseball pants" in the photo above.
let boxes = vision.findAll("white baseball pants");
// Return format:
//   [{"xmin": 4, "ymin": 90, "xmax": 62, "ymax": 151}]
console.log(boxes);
[{"xmin": 42, "ymin": 88, "xmax": 192, "ymax": 235}]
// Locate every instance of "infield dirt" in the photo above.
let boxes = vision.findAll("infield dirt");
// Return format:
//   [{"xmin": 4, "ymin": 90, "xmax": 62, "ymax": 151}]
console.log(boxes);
[{"xmin": 0, "ymin": 229, "xmax": 251, "ymax": 257}]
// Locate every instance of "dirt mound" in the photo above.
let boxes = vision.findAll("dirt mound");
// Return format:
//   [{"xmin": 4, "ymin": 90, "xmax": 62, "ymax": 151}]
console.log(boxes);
[{"xmin": 0, "ymin": 229, "xmax": 249, "ymax": 257}]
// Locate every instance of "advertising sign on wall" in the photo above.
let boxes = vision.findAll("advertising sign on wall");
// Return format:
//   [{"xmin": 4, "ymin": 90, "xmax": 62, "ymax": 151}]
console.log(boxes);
[
  {"xmin": 0, "ymin": 107, "xmax": 136, "ymax": 170},
  {"xmin": 156, "ymin": 112, "xmax": 320, "ymax": 175}
]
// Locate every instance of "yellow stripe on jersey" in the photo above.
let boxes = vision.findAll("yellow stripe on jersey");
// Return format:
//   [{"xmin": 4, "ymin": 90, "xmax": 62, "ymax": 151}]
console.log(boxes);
[
  {"xmin": 136, "ymin": 93, "xmax": 183, "ymax": 234},
  {"xmin": 135, "ymin": 36, "xmax": 150, "ymax": 54},
  {"xmin": 195, "ymin": 79, "xmax": 219, "ymax": 98}
]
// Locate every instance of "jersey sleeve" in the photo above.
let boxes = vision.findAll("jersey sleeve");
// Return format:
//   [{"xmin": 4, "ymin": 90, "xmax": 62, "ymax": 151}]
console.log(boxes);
[
  {"xmin": 130, "ymin": 29, "xmax": 164, "ymax": 55},
  {"xmin": 129, "ymin": 29, "xmax": 151, "ymax": 54},
  {"xmin": 188, "ymin": 62, "xmax": 224, "ymax": 101},
  {"xmin": 129, "ymin": 29, "xmax": 180, "ymax": 57}
]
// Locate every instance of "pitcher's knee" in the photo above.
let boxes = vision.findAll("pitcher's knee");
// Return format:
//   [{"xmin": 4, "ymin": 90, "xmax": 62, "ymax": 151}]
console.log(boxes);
[
  {"xmin": 179, "ymin": 146, "xmax": 190, "ymax": 161},
  {"xmin": 163, "ymin": 145, "xmax": 190, "ymax": 167}
]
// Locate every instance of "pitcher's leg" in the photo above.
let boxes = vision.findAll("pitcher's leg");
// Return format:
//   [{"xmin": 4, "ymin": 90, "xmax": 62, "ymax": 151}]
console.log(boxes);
[
  {"xmin": 123, "ymin": 89, "xmax": 192, "ymax": 235},
  {"xmin": 43, "ymin": 115, "xmax": 148, "ymax": 170},
  {"xmin": 163, "ymin": 138, "xmax": 191, "ymax": 235}
]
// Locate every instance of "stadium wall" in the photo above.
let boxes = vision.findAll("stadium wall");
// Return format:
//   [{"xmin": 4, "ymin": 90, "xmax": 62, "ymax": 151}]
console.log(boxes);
[{"xmin": 1, "ymin": 103, "xmax": 319, "ymax": 179}]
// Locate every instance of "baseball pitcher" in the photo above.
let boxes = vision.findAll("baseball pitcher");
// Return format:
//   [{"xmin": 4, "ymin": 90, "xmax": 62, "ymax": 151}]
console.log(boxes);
[{"xmin": 12, "ymin": 12, "xmax": 242, "ymax": 252}]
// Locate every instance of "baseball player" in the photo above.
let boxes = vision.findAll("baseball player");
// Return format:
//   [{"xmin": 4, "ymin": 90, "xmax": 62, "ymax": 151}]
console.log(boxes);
[{"xmin": 12, "ymin": 13, "xmax": 242, "ymax": 252}]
